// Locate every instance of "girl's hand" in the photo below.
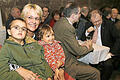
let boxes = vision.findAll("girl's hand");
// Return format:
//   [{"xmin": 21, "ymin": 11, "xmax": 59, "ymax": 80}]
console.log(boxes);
[{"xmin": 57, "ymin": 61, "xmax": 63, "ymax": 68}]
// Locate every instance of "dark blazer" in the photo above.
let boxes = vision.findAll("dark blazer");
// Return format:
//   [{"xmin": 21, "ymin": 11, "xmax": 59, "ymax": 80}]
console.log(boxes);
[
  {"xmin": 76, "ymin": 17, "xmax": 88, "ymax": 41},
  {"xmin": 86, "ymin": 19, "xmax": 120, "ymax": 55},
  {"xmin": 110, "ymin": 18, "xmax": 119, "ymax": 23}
]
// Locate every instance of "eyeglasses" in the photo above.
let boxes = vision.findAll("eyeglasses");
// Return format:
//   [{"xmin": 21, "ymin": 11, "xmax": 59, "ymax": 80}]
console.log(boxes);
[
  {"xmin": 92, "ymin": 20, "xmax": 102, "ymax": 24},
  {"xmin": 26, "ymin": 16, "xmax": 40, "ymax": 21},
  {"xmin": 11, "ymin": 26, "xmax": 27, "ymax": 31}
]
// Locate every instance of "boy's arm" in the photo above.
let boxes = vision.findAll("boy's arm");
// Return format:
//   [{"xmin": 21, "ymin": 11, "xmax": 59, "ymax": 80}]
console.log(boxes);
[
  {"xmin": 8, "ymin": 57, "xmax": 37, "ymax": 80},
  {"xmin": 0, "ymin": 45, "xmax": 23, "ymax": 80}
]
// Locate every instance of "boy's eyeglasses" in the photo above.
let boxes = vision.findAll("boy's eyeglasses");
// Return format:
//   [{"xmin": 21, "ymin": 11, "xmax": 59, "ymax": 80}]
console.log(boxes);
[{"xmin": 11, "ymin": 26, "xmax": 27, "ymax": 31}]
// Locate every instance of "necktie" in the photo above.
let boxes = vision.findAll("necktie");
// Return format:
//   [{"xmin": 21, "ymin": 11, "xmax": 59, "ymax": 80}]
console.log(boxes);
[{"xmin": 92, "ymin": 28, "xmax": 98, "ymax": 43}]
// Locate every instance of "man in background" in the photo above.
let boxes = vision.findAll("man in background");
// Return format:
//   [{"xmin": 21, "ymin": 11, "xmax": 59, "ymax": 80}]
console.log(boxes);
[
  {"xmin": 6, "ymin": 7, "xmax": 21, "ymax": 38},
  {"xmin": 110, "ymin": 8, "xmax": 119, "ymax": 23},
  {"xmin": 42, "ymin": 6, "xmax": 51, "ymax": 25},
  {"xmin": 75, "ymin": 6, "xmax": 90, "ymax": 40},
  {"xmin": 85, "ymin": 10, "xmax": 120, "ymax": 80}
]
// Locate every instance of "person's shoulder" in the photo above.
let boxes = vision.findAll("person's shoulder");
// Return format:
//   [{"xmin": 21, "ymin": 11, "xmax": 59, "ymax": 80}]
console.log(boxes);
[
  {"xmin": 0, "ymin": 40, "xmax": 14, "ymax": 51},
  {"xmin": 27, "ymin": 41, "xmax": 44, "ymax": 50},
  {"xmin": 103, "ymin": 18, "xmax": 115, "ymax": 25},
  {"xmin": 58, "ymin": 17, "xmax": 67, "ymax": 22},
  {"xmin": 25, "ymin": 36, "xmax": 36, "ymax": 43}
]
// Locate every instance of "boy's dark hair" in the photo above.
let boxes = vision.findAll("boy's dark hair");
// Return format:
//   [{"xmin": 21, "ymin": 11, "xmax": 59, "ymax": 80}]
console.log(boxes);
[
  {"xmin": 8, "ymin": 18, "xmax": 26, "ymax": 29},
  {"xmin": 36, "ymin": 24, "xmax": 53, "ymax": 40}
]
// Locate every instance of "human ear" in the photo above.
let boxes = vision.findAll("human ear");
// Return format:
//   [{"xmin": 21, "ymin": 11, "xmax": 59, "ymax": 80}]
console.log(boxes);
[{"xmin": 7, "ymin": 29, "xmax": 11, "ymax": 35}]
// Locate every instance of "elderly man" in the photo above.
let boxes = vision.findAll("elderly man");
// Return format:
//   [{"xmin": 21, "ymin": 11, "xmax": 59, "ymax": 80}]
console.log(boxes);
[
  {"xmin": 53, "ymin": 3, "xmax": 100, "ymax": 80},
  {"xmin": 110, "ymin": 8, "xmax": 119, "ymax": 23},
  {"xmin": 85, "ymin": 9, "xmax": 120, "ymax": 80},
  {"xmin": 6, "ymin": 7, "xmax": 21, "ymax": 38}
]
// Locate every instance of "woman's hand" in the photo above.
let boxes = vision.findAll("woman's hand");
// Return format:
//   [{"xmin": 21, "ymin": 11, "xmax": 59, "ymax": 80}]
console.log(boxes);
[
  {"xmin": 47, "ymin": 78, "xmax": 52, "ymax": 80},
  {"xmin": 54, "ymin": 68, "xmax": 65, "ymax": 80},
  {"xmin": 16, "ymin": 67, "xmax": 37, "ymax": 80}
]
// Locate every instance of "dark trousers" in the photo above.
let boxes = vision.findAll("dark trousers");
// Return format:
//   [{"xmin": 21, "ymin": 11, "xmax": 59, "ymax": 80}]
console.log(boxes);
[
  {"xmin": 65, "ymin": 61, "xmax": 100, "ymax": 80},
  {"xmin": 90, "ymin": 58, "xmax": 114, "ymax": 80}
]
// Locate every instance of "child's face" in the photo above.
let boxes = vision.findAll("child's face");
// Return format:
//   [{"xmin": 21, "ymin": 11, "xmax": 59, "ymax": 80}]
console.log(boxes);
[
  {"xmin": 42, "ymin": 30, "xmax": 55, "ymax": 44},
  {"xmin": 8, "ymin": 20, "xmax": 27, "ymax": 40}
]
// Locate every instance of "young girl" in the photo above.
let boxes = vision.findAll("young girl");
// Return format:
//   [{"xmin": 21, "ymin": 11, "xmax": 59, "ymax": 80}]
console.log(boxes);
[
  {"xmin": 36, "ymin": 24, "xmax": 75, "ymax": 80},
  {"xmin": 36, "ymin": 24, "xmax": 65, "ymax": 80},
  {"xmin": 0, "ymin": 18, "xmax": 53, "ymax": 80}
]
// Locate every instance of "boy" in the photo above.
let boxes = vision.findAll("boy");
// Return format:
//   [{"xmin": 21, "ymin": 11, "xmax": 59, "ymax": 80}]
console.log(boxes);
[{"xmin": 0, "ymin": 19, "xmax": 53, "ymax": 80}]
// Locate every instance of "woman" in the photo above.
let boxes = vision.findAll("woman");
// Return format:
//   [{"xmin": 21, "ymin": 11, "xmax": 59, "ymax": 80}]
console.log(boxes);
[
  {"xmin": 49, "ymin": 10, "xmax": 60, "ymax": 27},
  {"xmin": 9, "ymin": 4, "xmax": 53, "ymax": 80}
]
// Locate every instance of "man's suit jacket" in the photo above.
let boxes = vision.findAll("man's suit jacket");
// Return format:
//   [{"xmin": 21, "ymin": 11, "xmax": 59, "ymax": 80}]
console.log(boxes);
[
  {"xmin": 110, "ymin": 18, "xmax": 119, "ymax": 23},
  {"xmin": 53, "ymin": 17, "xmax": 93, "ymax": 77},
  {"xmin": 87, "ymin": 19, "xmax": 120, "ymax": 55}
]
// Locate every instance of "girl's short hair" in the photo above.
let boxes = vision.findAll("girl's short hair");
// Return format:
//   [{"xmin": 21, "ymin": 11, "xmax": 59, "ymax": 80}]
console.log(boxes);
[
  {"xmin": 36, "ymin": 24, "xmax": 53, "ymax": 40},
  {"xmin": 21, "ymin": 4, "xmax": 43, "ymax": 19}
]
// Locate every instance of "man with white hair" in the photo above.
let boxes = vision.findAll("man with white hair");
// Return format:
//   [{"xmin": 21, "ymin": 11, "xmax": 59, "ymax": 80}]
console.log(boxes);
[
  {"xmin": 53, "ymin": 3, "xmax": 100, "ymax": 80},
  {"xmin": 110, "ymin": 8, "xmax": 119, "ymax": 23},
  {"xmin": 6, "ymin": 7, "xmax": 21, "ymax": 38}
]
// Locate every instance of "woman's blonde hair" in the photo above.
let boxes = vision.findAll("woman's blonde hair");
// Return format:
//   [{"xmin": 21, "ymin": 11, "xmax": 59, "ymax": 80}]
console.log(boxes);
[{"xmin": 21, "ymin": 4, "xmax": 43, "ymax": 19}]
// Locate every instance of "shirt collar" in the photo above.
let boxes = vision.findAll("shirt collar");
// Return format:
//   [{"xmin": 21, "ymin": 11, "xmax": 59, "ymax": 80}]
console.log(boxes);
[
  {"xmin": 66, "ymin": 17, "xmax": 73, "ymax": 25},
  {"xmin": 94, "ymin": 24, "xmax": 101, "ymax": 29}
]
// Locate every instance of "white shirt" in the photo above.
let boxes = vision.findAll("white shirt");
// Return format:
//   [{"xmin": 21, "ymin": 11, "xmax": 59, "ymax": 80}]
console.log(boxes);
[
  {"xmin": 66, "ymin": 18, "xmax": 73, "ymax": 25},
  {"xmin": 86, "ymin": 25, "xmax": 102, "ymax": 46},
  {"xmin": 111, "ymin": 18, "xmax": 115, "ymax": 22},
  {"xmin": 95, "ymin": 25, "xmax": 102, "ymax": 46}
]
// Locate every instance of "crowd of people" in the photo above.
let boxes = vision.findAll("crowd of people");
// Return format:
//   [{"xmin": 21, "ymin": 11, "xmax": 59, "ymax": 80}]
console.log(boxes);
[{"xmin": 0, "ymin": 2, "xmax": 120, "ymax": 80}]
